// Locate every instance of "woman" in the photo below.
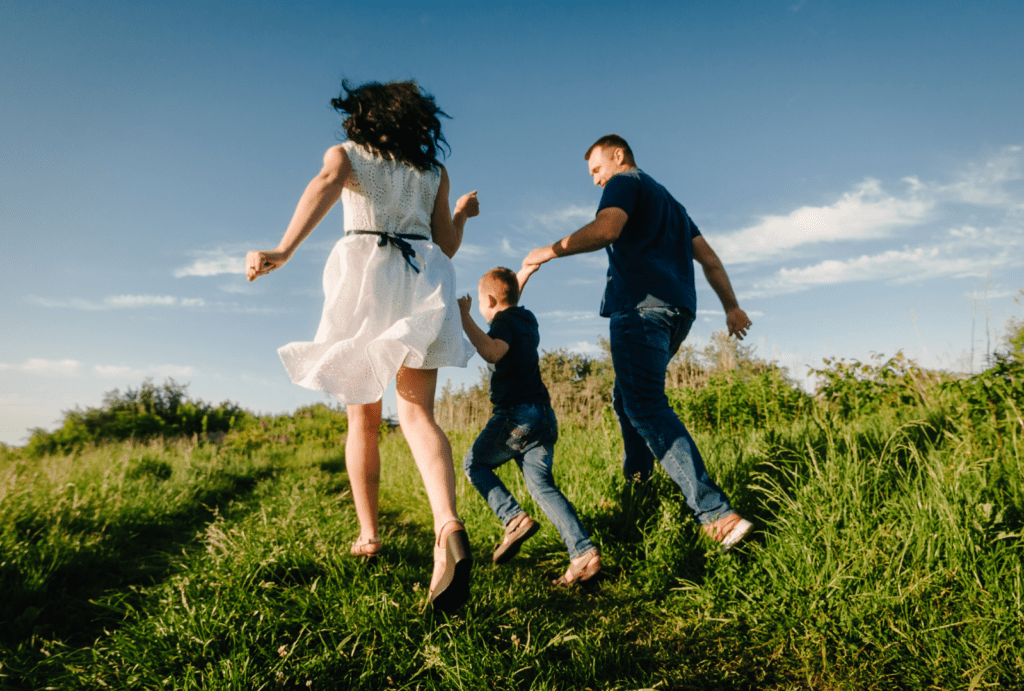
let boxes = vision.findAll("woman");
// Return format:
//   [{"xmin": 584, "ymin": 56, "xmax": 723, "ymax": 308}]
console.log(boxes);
[{"xmin": 246, "ymin": 79, "xmax": 478, "ymax": 613}]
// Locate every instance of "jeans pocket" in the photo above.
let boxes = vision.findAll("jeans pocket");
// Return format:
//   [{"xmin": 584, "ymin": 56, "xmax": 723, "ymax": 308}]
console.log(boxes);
[{"xmin": 507, "ymin": 421, "xmax": 533, "ymax": 452}]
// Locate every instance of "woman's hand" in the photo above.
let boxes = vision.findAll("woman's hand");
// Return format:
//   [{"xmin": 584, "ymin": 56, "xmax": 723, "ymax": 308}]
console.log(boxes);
[
  {"xmin": 454, "ymin": 191, "xmax": 479, "ymax": 219},
  {"xmin": 246, "ymin": 249, "xmax": 290, "ymax": 282}
]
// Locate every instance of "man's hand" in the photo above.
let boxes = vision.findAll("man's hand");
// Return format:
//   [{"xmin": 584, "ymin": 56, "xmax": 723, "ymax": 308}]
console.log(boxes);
[
  {"xmin": 726, "ymin": 307, "xmax": 752, "ymax": 340},
  {"xmin": 454, "ymin": 191, "xmax": 479, "ymax": 219},
  {"xmin": 457, "ymin": 293, "xmax": 472, "ymax": 315},
  {"xmin": 522, "ymin": 246, "xmax": 554, "ymax": 270}
]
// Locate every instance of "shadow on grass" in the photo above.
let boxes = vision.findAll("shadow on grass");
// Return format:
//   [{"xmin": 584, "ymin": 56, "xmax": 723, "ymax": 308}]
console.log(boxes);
[{"xmin": 0, "ymin": 465, "xmax": 283, "ymax": 655}]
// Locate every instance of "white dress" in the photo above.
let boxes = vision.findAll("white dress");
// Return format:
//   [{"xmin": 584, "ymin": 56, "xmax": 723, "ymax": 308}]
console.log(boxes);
[{"xmin": 277, "ymin": 141, "xmax": 474, "ymax": 404}]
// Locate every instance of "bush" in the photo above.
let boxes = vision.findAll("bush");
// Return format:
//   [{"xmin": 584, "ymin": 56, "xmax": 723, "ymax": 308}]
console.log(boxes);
[
  {"xmin": 810, "ymin": 351, "xmax": 945, "ymax": 419},
  {"xmin": 222, "ymin": 404, "xmax": 349, "ymax": 456},
  {"xmin": 25, "ymin": 379, "xmax": 250, "ymax": 457},
  {"xmin": 668, "ymin": 366, "xmax": 810, "ymax": 434}
]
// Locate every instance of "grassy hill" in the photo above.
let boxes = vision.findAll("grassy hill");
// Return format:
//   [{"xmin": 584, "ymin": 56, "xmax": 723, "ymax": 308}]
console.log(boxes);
[{"xmin": 1, "ymin": 344, "xmax": 1021, "ymax": 690}]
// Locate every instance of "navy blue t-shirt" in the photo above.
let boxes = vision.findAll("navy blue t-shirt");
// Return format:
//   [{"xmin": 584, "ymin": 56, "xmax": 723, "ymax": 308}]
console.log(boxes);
[
  {"xmin": 486, "ymin": 306, "xmax": 551, "ymax": 408},
  {"xmin": 596, "ymin": 169, "xmax": 702, "ymax": 318}
]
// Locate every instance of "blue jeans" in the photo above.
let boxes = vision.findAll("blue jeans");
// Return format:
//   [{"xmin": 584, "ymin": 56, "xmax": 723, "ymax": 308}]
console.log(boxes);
[
  {"xmin": 463, "ymin": 403, "xmax": 595, "ymax": 559},
  {"xmin": 610, "ymin": 306, "xmax": 734, "ymax": 525}
]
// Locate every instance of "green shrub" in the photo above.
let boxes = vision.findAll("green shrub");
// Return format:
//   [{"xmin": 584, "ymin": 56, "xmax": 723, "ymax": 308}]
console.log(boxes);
[
  {"xmin": 24, "ymin": 379, "xmax": 249, "ymax": 457},
  {"xmin": 668, "ymin": 365, "xmax": 810, "ymax": 434}
]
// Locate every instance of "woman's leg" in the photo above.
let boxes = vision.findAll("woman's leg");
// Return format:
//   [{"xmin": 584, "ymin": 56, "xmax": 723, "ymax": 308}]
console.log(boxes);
[
  {"xmin": 395, "ymin": 366, "xmax": 463, "ymax": 589},
  {"xmin": 395, "ymin": 366, "xmax": 459, "ymax": 530},
  {"xmin": 346, "ymin": 400, "xmax": 382, "ymax": 543}
]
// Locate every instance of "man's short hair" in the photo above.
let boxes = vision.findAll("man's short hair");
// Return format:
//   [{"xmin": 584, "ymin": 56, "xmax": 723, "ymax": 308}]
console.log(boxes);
[
  {"xmin": 585, "ymin": 134, "xmax": 636, "ymax": 165},
  {"xmin": 480, "ymin": 267, "xmax": 520, "ymax": 306}
]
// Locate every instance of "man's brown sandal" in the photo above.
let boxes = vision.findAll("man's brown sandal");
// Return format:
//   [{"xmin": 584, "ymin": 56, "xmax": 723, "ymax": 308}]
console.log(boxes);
[{"xmin": 700, "ymin": 513, "xmax": 753, "ymax": 553}]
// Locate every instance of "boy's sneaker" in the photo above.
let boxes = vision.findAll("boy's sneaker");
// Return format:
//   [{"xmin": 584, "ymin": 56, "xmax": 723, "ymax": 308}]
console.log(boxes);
[{"xmin": 493, "ymin": 513, "xmax": 540, "ymax": 564}]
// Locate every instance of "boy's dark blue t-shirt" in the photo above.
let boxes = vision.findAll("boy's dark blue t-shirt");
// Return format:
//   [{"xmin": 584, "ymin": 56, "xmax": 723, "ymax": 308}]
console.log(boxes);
[
  {"xmin": 596, "ymin": 168, "xmax": 702, "ymax": 318},
  {"xmin": 486, "ymin": 305, "xmax": 551, "ymax": 408}
]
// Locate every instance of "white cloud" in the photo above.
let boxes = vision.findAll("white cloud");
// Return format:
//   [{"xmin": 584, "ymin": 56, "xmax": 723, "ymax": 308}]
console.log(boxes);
[
  {"xmin": 696, "ymin": 309, "xmax": 765, "ymax": 317},
  {"xmin": 454, "ymin": 243, "xmax": 488, "ymax": 259},
  {"xmin": 174, "ymin": 250, "xmax": 246, "ymax": 278},
  {"xmin": 714, "ymin": 178, "xmax": 934, "ymax": 265},
  {"xmin": 105, "ymin": 294, "xmax": 178, "ymax": 308},
  {"xmin": 0, "ymin": 358, "xmax": 81, "ymax": 375},
  {"xmin": 747, "ymin": 228, "xmax": 1024, "ymax": 297},
  {"xmin": 27, "ymin": 294, "xmax": 278, "ymax": 314},
  {"xmin": 941, "ymin": 145, "xmax": 1023, "ymax": 208},
  {"xmin": 94, "ymin": 364, "xmax": 197, "ymax": 379},
  {"xmin": 499, "ymin": 238, "xmax": 520, "ymax": 258},
  {"xmin": 528, "ymin": 204, "xmax": 596, "ymax": 232},
  {"xmin": 707, "ymin": 146, "xmax": 1024, "ymax": 297},
  {"xmin": 565, "ymin": 340, "xmax": 604, "ymax": 357},
  {"xmin": 219, "ymin": 283, "xmax": 255, "ymax": 294},
  {"xmin": 963, "ymin": 288, "xmax": 1021, "ymax": 300},
  {"xmin": 570, "ymin": 253, "xmax": 609, "ymax": 269},
  {"xmin": 712, "ymin": 146, "xmax": 1024, "ymax": 268},
  {"xmin": 28, "ymin": 294, "xmax": 206, "ymax": 310},
  {"xmin": 539, "ymin": 310, "xmax": 601, "ymax": 322},
  {"xmin": 93, "ymin": 365, "xmax": 134, "ymax": 377}
]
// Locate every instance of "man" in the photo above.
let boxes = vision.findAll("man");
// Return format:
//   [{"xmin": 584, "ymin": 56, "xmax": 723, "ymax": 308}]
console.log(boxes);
[{"xmin": 522, "ymin": 134, "xmax": 753, "ymax": 550}]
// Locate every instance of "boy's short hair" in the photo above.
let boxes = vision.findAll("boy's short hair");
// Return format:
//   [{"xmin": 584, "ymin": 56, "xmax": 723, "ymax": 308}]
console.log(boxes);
[{"xmin": 480, "ymin": 267, "xmax": 520, "ymax": 306}]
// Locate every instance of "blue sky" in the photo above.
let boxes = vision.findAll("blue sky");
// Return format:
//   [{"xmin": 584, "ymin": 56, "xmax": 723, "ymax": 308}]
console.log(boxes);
[{"xmin": 3, "ymin": 0, "xmax": 1023, "ymax": 445}]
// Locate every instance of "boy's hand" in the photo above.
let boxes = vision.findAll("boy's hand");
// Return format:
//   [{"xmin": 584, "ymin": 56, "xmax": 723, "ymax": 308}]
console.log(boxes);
[
  {"xmin": 457, "ymin": 293, "xmax": 472, "ymax": 315},
  {"xmin": 454, "ymin": 191, "xmax": 479, "ymax": 219}
]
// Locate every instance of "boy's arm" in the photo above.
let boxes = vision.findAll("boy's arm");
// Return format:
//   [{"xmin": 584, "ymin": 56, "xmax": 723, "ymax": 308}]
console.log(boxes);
[
  {"xmin": 516, "ymin": 264, "xmax": 539, "ymax": 296},
  {"xmin": 457, "ymin": 295, "xmax": 510, "ymax": 363}
]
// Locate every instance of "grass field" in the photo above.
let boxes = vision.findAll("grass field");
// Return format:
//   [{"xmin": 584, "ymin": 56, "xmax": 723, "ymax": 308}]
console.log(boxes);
[{"xmin": 2, "ymin": 356, "xmax": 1022, "ymax": 689}]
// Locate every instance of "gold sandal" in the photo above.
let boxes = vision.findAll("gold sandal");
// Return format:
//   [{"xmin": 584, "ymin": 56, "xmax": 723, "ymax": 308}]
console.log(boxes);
[{"xmin": 350, "ymin": 536, "xmax": 383, "ymax": 559}]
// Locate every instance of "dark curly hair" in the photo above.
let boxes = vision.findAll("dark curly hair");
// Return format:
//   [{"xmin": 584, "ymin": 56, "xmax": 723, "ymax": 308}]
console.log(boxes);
[{"xmin": 331, "ymin": 79, "xmax": 450, "ymax": 171}]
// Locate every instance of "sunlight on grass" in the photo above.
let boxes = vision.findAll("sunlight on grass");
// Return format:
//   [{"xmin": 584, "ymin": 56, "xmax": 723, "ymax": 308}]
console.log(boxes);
[{"xmin": 1, "ymin": 351, "xmax": 1022, "ymax": 689}]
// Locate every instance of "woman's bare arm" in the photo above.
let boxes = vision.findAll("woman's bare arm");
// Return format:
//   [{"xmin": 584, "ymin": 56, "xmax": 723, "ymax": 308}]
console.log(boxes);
[
  {"xmin": 246, "ymin": 146, "xmax": 350, "ymax": 281},
  {"xmin": 429, "ymin": 166, "xmax": 478, "ymax": 258}
]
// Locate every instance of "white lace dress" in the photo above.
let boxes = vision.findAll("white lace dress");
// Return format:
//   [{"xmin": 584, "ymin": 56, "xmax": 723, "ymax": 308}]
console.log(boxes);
[{"xmin": 277, "ymin": 141, "xmax": 474, "ymax": 404}]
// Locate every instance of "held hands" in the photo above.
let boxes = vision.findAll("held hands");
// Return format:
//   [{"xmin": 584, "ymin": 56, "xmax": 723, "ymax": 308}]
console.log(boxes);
[
  {"xmin": 246, "ymin": 249, "xmax": 290, "ymax": 282},
  {"xmin": 454, "ymin": 191, "xmax": 480, "ymax": 219},
  {"xmin": 726, "ymin": 307, "xmax": 753, "ymax": 341},
  {"xmin": 522, "ymin": 246, "xmax": 553, "ymax": 270},
  {"xmin": 457, "ymin": 293, "xmax": 472, "ymax": 315}
]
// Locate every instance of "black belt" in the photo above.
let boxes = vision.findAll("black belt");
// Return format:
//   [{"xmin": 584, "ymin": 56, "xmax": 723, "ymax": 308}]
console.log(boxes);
[{"xmin": 346, "ymin": 231, "xmax": 426, "ymax": 273}]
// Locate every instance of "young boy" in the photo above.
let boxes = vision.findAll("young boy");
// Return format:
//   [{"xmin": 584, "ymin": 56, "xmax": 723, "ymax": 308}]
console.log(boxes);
[{"xmin": 457, "ymin": 266, "xmax": 600, "ymax": 586}]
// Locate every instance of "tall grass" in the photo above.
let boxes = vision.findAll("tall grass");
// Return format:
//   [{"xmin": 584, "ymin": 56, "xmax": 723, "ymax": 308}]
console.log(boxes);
[{"xmin": 2, "ymin": 347, "xmax": 1022, "ymax": 689}]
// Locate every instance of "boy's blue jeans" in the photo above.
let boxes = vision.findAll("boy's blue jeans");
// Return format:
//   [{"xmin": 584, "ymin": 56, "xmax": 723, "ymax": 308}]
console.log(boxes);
[
  {"xmin": 610, "ymin": 306, "xmax": 734, "ymax": 525},
  {"xmin": 463, "ymin": 402, "xmax": 595, "ymax": 559}
]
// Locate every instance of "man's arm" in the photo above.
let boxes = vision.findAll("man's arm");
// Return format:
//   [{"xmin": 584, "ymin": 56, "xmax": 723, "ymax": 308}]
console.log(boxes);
[
  {"xmin": 692, "ymin": 235, "xmax": 752, "ymax": 340},
  {"xmin": 522, "ymin": 207, "xmax": 628, "ymax": 268},
  {"xmin": 456, "ymin": 295, "xmax": 510, "ymax": 363}
]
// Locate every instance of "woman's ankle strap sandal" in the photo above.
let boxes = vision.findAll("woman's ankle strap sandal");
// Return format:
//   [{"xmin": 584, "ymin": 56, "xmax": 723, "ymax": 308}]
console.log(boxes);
[
  {"xmin": 350, "ymin": 536, "xmax": 383, "ymax": 559},
  {"xmin": 428, "ymin": 519, "xmax": 472, "ymax": 613}
]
